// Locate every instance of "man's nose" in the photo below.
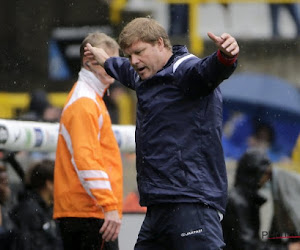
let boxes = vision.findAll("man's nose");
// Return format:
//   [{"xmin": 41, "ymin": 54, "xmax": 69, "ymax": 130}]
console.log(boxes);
[{"xmin": 130, "ymin": 55, "xmax": 139, "ymax": 65}]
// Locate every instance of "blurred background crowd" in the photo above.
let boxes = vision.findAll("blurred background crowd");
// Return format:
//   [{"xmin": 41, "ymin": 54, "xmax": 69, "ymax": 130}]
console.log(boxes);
[{"xmin": 1, "ymin": 0, "xmax": 300, "ymax": 249}]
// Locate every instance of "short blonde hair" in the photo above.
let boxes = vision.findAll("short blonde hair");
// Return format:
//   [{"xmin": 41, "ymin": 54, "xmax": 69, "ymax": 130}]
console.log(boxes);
[
  {"xmin": 80, "ymin": 32, "xmax": 119, "ymax": 66},
  {"xmin": 118, "ymin": 17, "xmax": 172, "ymax": 51}
]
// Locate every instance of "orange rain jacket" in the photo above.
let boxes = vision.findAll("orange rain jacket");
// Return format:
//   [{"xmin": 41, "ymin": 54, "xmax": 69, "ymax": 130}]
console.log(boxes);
[{"xmin": 53, "ymin": 68, "xmax": 123, "ymax": 220}]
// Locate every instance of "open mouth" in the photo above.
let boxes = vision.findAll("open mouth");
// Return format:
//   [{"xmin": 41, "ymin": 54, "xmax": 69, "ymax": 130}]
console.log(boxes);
[{"xmin": 137, "ymin": 67, "xmax": 146, "ymax": 73}]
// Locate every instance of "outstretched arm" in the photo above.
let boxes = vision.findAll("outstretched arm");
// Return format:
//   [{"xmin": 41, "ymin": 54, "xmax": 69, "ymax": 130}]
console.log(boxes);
[
  {"xmin": 85, "ymin": 42, "xmax": 138, "ymax": 90},
  {"xmin": 176, "ymin": 32, "xmax": 238, "ymax": 97},
  {"xmin": 207, "ymin": 32, "xmax": 239, "ymax": 57}
]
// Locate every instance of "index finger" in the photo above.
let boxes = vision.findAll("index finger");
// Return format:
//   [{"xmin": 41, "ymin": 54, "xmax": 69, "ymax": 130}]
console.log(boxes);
[
  {"xmin": 207, "ymin": 32, "xmax": 217, "ymax": 42},
  {"xmin": 100, "ymin": 219, "xmax": 108, "ymax": 234},
  {"xmin": 207, "ymin": 32, "xmax": 223, "ymax": 44},
  {"xmin": 85, "ymin": 43, "xmax": 93, "ymax": 51},
  {"xmin": 100, "ymin": 220, "xmax": 120, "ymax": 242}
]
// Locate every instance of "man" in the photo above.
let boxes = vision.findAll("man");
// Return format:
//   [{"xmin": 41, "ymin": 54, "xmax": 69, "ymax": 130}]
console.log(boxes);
[
  {"xmin": 222, "ymin": 149, "xmax": 272, "ymax": 250},
  {"xmin": 11, "ymin": 159, "xmax": 63, "ymax": 250},
  {"xmin": 85, "ymin": 17, "xmax": 239, "ymax": 249},
  {"xmin": 53, "ymin": 32, "xmax": 123, "ymax": 250},
  {"xmin": 222, "ymin": 149, "xmax": 300, "ymax": 250}
]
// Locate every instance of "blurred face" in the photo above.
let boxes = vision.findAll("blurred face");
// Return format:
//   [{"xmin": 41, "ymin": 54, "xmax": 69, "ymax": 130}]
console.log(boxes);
[
  {"xmin": 84, "ymin": 47, "xmax": 119, "ymax": 85},
  {"xmin": 258, "ymin": 166, "xmax": 272, "ymax": 188},
  {"xmin": 0, "ymin": 170, "xmax": 11, "ymax": 205},
  {"xmin": 123, "ymin": 38, "xmax": 166, "ymax": 80},
  {"xmin": 47, "ymin": 180, "xmax": 54, "ymax": 205}
]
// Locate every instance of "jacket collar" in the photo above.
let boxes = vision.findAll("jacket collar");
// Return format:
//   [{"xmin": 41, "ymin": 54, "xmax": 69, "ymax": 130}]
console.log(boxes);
[
  {"xmin": 172, "ymin": 45, "xmax": 189, "ymax": 55},
  {"xmin": 163, "ymin": 45, "xmax": 189, "ymax": 69},
  {"xmin": 78, "ymin": 68, "xmax": 108, "ymax": 97}
]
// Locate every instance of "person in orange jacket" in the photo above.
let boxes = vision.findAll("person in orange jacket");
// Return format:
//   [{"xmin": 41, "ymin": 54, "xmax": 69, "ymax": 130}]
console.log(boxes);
[{"xmin": 53, "ymin": 32, "xmax": 123, "ymax": 250}]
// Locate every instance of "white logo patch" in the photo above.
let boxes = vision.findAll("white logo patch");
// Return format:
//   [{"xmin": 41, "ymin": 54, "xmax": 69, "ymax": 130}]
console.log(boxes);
[{"xmin": 181, "ymin": 228, "xmax": 203, "ymax": 237}]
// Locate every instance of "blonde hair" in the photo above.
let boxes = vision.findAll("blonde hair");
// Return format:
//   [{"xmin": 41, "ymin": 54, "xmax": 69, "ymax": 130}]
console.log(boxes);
[
  {"xmin": 118, "ymin": 17, "xmax": 172, "ymax": 51},
  {"xmin": 80, "ymin": 32, "xmax": 119, "ymax": 66}
]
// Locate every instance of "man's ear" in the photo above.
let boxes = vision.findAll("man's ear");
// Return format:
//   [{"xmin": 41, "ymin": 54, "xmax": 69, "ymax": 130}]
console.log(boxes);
[{"xmin": 157, "ymin": 37, "xmax": 165, "ymax": 51}]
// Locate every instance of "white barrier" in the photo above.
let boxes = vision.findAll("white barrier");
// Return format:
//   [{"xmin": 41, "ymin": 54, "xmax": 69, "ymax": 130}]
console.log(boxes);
[{"xmin": 0, "ymin": 119, "xmax": 136, "ymax": 153}]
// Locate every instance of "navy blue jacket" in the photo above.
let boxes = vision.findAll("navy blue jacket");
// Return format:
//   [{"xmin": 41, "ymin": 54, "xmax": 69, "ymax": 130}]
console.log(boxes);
[{"xmin": 105, "ymin": 45, "xmax": 237, "ymax": 214}]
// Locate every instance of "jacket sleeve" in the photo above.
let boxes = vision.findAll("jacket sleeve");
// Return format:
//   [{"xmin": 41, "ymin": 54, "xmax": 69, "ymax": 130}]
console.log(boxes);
[
  {"xmin": 176, "ymin": 50, "xmax": 237, "ymax": 97},
  {"xmin": 63, "ymin": 98, "xmax": 118, "ymax": 212},
  {"xmin": 104, "ymin": 57, "xmax": 138, "ymax": 91}
]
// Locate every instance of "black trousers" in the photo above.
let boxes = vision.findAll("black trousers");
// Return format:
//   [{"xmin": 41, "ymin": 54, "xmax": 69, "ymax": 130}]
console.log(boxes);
[
  {"xmin": 57, "ymin": 217, "xmax": 118, "ymax": 250},
  {"xmin": 135, "ymin": 203, "xmax": 225, "ymax": 250}
]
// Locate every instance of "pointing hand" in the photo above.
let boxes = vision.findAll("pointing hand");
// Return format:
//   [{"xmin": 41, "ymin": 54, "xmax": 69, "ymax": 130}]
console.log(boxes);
[{"xmin": 207, "ymin": 32, "xmax": 239, "ymax": 57}]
